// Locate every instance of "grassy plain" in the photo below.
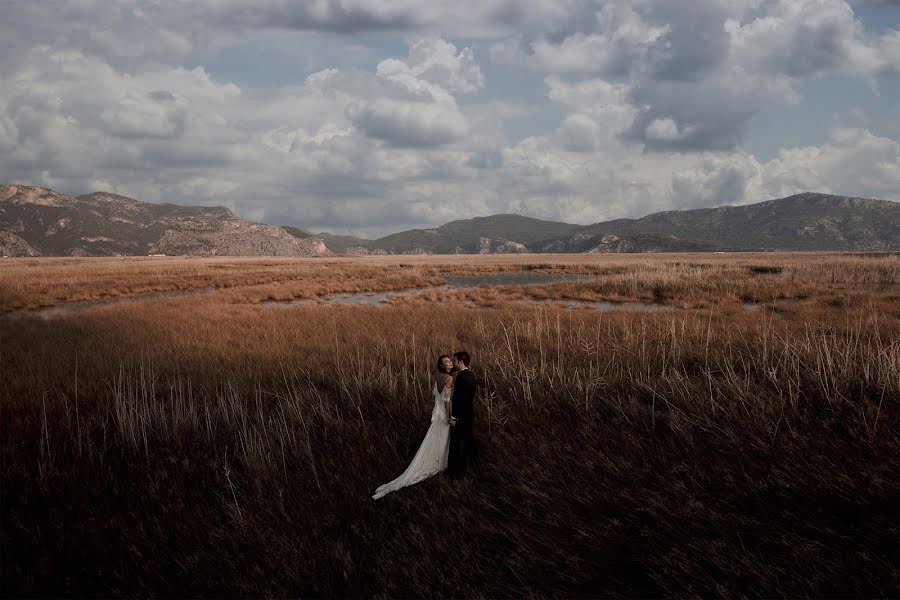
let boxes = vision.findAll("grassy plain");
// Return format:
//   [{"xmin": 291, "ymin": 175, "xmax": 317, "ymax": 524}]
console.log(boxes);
[{"xmin": 1, "ymin": 253, "xmax": 898, "ymax": 597}]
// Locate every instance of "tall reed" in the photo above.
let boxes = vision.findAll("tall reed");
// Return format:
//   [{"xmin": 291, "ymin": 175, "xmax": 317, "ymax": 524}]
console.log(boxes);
[{"xmin": 1, "ymin": 255, "xmax": 898, "ymax": 596}]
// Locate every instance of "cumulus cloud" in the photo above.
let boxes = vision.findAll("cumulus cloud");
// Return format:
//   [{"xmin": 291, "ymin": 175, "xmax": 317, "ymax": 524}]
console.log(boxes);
[
  {"xmin": 503, "ymin": 0, "xmax": 900, "ymax": 154},
  {"xmin": 0, "ymin": 0, "xmax": 898, "ymax": 237},
  {"xmin": 487, "ymin": 125, "xmax": 899, "ymax": 225},
  {"xmin": 206, "ymin": 0, "xmax": 424, "ymax": 33},
  {"xmin": 620, "ymin": 0, "xmax": 900, "ymax": 151},
  {"xmin": 528, "ymin": 3, "xmax": 668, "ymax": 77},
  {"xmin": 0, "ymin": 2, "xmax": 206, "ymax": 74},
  {"xmin": 670, "ymin": 153, "xmax": 762, "ymax": 209},
  {"xmin": 98, "ymin": 91, "xmax": 184, "ymax": 139},
  {"xmin": 665, "ymin": 128, "xmax": 900, "ymax": 211},
  {"xmin": 644, "ymin": 118, "xmax": 683, "ymax": 142},
  {"xmin": 642, "ymin": 0, "xmax": 733, "ymax": 82},
  {"xmin": 728, "ymin": 2, "xmax": 900, "ymax": 80},
  {"xmin": 622, "ymin": 68, "xmax": 790, "ymax": 151},
  {"xmin": 346, "ymin": 99, "xmax": 468, "ymax": 147},
  {"xmin": 762, "ymin": 127, "xmax": 900, "ymax": 199},
  {"xmin": 342, "ymin": 38, "xmax": 479, "ymax": 147},
  {"xmin": 8, "ymin": 31, "xmax": 507, "ymax": 234},
  {"xmin": 204, "ymin": 0, "xmax": 583, "ymax": 38},
  {"xmin": 0, "ymin": 115, "xmax": 18, "ymax": 154},
  {"xmin": 554, "ymin": 114, "xmax": 600, "ymax": 152},
  {"xmin": 545, "ymin": 76, "xmax": 636, "ymax": 154},
  {"xmin": 379, "ymin": 37, "xmax": 484, "ymax": 94}
]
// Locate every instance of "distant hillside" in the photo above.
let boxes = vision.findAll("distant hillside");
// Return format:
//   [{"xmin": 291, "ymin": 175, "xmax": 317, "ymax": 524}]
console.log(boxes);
[
  {"xmin": 314, "ymin": 232, "xmax": 377, "ymax": 255},
  {"xmin": 300, "ymin": 214, "xmax": 582, "ymax": 255},
  {"xmin": 345, "ymin": 214, "xmax": 582, "ymax": 254},
  {"xmin": 0, "ymin": 185, "xmax": 327, "ymax": 257},
  {"xmin": 542, "ymin": 193, "xmax": 900, "ymax": 253},
  {"xmin": 319, "ymin": 193, "xmax": 899, "ymax": 254},
  {"xmin": 2, "ymin": 185, "xmax": 897, "ymax": 256}
]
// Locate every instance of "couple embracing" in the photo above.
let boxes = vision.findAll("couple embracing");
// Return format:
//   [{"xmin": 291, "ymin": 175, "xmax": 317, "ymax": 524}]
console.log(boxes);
[{"xmin": 372, "ymin": 351, "xmax": 477, "ymax": 500}]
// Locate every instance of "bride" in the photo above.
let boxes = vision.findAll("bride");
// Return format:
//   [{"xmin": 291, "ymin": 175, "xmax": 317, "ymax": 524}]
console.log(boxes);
[{"xmin": 372, "ymin": 355, "xmax": 454, "ymax": 500}]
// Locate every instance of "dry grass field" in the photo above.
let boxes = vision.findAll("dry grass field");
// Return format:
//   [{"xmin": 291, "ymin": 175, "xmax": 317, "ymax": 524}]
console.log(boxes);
[{"xmin": 1, "ymin": 253, "xmax": 898, "ymax": 597}]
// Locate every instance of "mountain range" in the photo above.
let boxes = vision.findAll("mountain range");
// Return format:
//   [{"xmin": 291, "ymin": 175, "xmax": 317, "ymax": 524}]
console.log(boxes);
[
  {"xmin": 1, "ymin": 184, "xmax": 897, "ymax": 257},
  {"xmin": 0, "ymin": 185, "xmax": 326, "ymax": 257}
]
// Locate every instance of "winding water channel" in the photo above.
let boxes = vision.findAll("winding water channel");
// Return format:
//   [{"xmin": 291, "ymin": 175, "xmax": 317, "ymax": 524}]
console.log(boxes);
[{"xmin": 4, "ymin": 272, "xmax": 677, "ymax": 318}]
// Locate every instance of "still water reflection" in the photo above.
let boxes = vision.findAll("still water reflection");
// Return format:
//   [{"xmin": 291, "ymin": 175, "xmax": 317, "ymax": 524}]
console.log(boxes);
[{"xmin": 6, "ymin": 271, "xmax": 677, "ymax": 317}]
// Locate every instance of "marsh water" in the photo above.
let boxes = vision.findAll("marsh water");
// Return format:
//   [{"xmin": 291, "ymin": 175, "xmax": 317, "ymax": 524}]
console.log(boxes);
[
  {"xmin": 271, "ymin": 272, "xmax": 598, "ymax": 308},
  {"xmin": 2, "ymin": 288, "xmax": 210, "ymax": 319},
  {"xmin": 5, "ymin": 271, "xmax": 674, "ymax": 317}
]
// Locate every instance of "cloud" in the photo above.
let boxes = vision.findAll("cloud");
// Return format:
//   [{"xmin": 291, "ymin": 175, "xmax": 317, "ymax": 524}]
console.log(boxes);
[
  {"xmin": 175, "ymin": 177, "xmax": 241, "ymax": 199},
  {"xmin": 554, "ymin": 114, "xmax": 600, "ymax": 152},
  {"xmin": 483, "ymin": 125, "xmax": 899, "ymax": 226},
  {"xmin": 0, "ymin": 46, "xmax": 253, "ymax": 200},
  {"xmin": 502, "ymin": 0, "xmax": 900, "ymax": 154},
  {"xmin": 641, "ymin": 0, "xmax": 733, "ymax": 82},
  {"xmin": 346, "ymin": 99, "xmax": 468, "ymax": 147},
  {"xmin": 727, "ymin": 1, "xmax": 900, "ymax": 79},
  {"xmin": 545, "ymin": 76, "xmax": 636, "ymax": 154},
  {"xmin": 0, "ymin": 115, "xmax": 18, "ymax": 154},
  {"xmin": 622, "ymin": 0, "xmax": 899, "ymax": 152},
  {"xmin": 528, "ymin": 3, "xmax": 669, "ymax": 77},
  {"xmin": 98, "ymin": 91, "xmax": 184, "ymax": 139},
  {"xmin": 0, "ymin": 0, "xmax": 897, "ymax": 238},
  {"xmin": 204, "ymin": 0, "xmax": 584, "ymax": 38},
  {"xmin": 621, "ymin": 68, "xmax": 788, "ymax": 151},
  {"xmin": 207, "ymin": 0, "xmax": 424, "ymax": 33},
  {"xmin": 1, "ymin": 33, "xmax": 499, "ymax": 234},
  {"xmin": 0, "ymin": 2, "xmax": 206, "ymax": 74},
  {"xmin": 644, "ymin": 118, "xmax": 682, "ymax": 142},
  {"xmin": 762, "ymin": 127, "xmax": 900, "ymax": 200},
  {"xmin": 663, "ymin": 128, "xmax": 900, "ymax": 211},
  {"xmin": 338, "ymin": 38, "xmax": 479, "ymax": 147},
  {"xmin": 670, "ymin": 153, "xmax": 762, "ymax": 209},
  {"xmin": 379, "ymin": 37, "xmax": 484, "ymax": 94}
]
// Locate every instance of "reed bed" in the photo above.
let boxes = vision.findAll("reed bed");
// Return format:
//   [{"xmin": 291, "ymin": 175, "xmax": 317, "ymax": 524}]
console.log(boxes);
[
  {"xmin": 1, "ymin": 254, "xmax": 898, "ymax": 597},
  {"xmin": 2, "ymin": 252, "xmax": 898, "ymax": 312}
]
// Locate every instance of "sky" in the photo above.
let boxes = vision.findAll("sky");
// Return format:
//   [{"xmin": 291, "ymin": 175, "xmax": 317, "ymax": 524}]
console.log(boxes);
[{"xmin": 1, "ymin": 0, "xmax": 899, "ymax": 238}]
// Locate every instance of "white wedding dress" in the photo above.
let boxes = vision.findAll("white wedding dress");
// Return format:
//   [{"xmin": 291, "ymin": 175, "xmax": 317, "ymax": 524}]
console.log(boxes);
[{"xmin": 372, "ymin": 383, "xmax": 451, "ymax": 500}]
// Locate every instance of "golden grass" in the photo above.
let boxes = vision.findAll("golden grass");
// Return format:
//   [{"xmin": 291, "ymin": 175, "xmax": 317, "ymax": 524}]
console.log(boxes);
[
  {"xmin": 1, "ymin": 253, "xmax": 898, "ymax": 596},
  {"xmin": 2, "ymin": 252, "xmax": 898, "ymax": 311}
]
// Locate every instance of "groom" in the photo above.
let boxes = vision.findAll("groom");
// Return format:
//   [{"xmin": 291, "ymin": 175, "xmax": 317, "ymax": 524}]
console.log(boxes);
[{"xmin": 448, "ymin": 351, "xmax": 476, "ymax": 479}]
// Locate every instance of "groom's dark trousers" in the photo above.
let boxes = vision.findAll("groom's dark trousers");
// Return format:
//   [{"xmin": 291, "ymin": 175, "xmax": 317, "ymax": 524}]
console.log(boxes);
[{"xmin": 448, "ymin": 369, "xmax": 476, "ymax": 478}]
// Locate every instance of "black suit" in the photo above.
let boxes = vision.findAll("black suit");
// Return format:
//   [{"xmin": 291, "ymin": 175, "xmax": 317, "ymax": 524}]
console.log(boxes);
[{"xmin": 448, "ymin": 369, "xmax": 476, "ymax": 477}]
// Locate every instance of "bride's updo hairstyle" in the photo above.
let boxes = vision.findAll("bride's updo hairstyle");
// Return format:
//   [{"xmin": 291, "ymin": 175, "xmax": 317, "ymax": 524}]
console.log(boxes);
[{"xmin": 437, "ymin": 354, "xmax": 453, "ymax": 374}]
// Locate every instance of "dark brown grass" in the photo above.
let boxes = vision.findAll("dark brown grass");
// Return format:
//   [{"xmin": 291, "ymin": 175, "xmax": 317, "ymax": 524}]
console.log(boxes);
[{"xmin": 1, "ymin": 254, "xmax": 898, "ymax": 597}]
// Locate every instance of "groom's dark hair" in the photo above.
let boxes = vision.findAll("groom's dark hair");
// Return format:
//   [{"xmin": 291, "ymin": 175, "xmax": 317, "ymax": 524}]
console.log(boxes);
[{"xmin": 454, "ymin": 351, "xmax": 471, "ymax": 367}]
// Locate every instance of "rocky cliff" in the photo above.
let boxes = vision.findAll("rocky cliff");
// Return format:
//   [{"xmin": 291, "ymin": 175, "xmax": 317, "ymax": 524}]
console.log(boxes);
[{"xmin": 0, "ymin": 185, "xmax": 327, "ymax": 257}]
